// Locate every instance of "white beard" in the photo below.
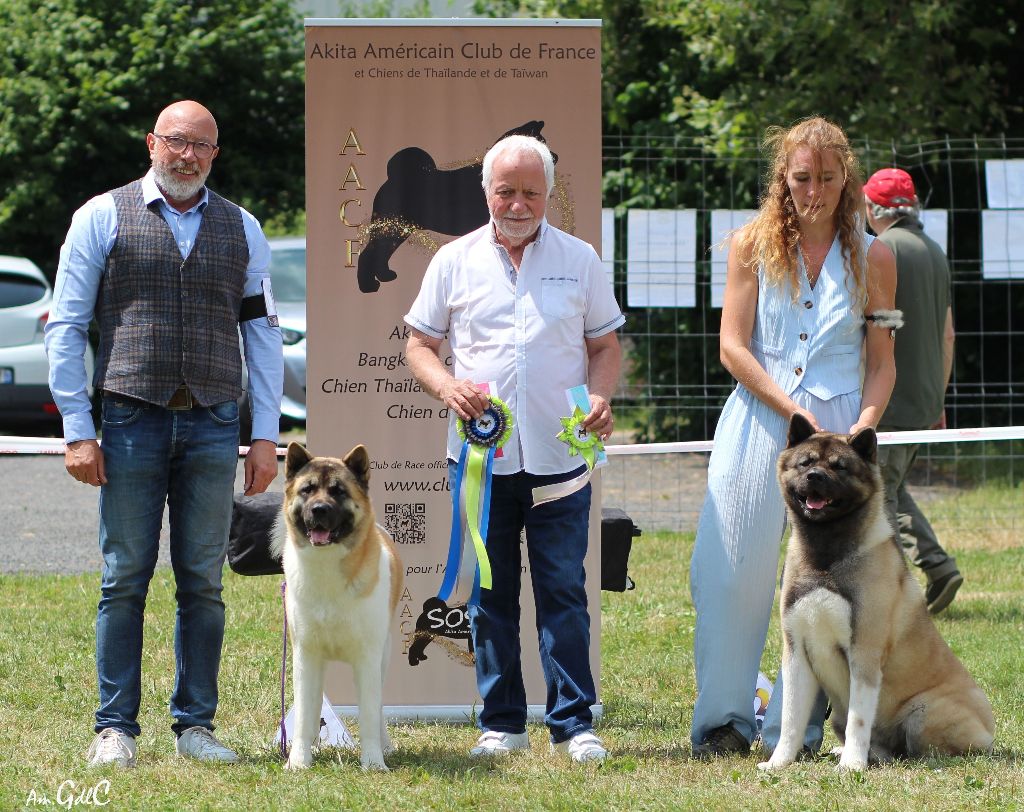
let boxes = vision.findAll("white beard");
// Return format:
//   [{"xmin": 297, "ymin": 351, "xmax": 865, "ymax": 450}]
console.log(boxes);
[
  {"xmin": 494, "ymin": 215, "xmax": 539, "ymax": 244},
  {"xmin": 153, "ymin": 160, "xmax": 209, "ymax": 203}
]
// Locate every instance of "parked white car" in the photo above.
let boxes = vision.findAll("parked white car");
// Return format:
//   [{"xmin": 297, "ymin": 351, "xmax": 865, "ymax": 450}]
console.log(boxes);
[
  {"xmin": 239, "ymin": 236, "xmax": 307, "ymax": 442},
  {"xmin": 0, "ymin": 255, "xmax": 94, "ymax": 430}
]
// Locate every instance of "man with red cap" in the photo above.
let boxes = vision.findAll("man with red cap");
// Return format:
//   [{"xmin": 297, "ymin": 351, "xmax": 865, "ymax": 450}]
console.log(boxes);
[{"xmin": 864, "ymin": 168, "xmax": 962, "ymax": 614}]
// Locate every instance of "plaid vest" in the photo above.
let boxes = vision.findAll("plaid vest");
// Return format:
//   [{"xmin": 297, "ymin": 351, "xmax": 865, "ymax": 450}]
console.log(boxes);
[{"xmin": 95, "ymin": 180, "xmax": 249, "ymax": 406}]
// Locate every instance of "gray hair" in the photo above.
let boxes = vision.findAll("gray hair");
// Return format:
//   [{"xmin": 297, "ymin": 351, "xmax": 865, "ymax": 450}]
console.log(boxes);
[
  {"xmin": 867, "ymin": 199, "xmax": 920, "ymax": 222},
  {"xmin": 481, "ymin": 135, "xmax": 555, "ymax": 198}
]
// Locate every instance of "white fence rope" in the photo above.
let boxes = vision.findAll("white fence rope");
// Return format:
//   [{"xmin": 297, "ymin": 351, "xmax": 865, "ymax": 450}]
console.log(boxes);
[{"xmin": 4, "ymin": 425, "xmax": 1023, "ymax": 457}]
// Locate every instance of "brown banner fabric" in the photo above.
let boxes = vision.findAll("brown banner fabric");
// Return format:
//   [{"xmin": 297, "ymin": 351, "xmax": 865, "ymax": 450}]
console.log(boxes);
[{"xmin": 304, "ymin": 19, "xmax": 603, "ymax": 718}]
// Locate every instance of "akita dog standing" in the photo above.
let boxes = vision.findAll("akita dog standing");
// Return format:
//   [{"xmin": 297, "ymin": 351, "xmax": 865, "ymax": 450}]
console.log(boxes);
[
  {"xmin": 760, "ymin": 414, "xmax": 994, "ymax": 772},
  {"xmin": 272, "ymin": 442, "xmax": 403, "ymax": 771}
]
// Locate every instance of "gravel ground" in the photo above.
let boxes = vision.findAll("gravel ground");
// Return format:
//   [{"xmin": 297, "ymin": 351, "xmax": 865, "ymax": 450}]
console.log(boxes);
[
  {"xmin": 0, "ymin": 453, "xmax": 287, "ymax": 575},
  {"xmin": 0, "ymin": 431, "xmax": 710, "ymax": 575}
]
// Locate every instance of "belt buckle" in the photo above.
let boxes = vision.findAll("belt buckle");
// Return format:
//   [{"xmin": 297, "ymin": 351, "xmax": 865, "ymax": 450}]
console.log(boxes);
[{"xmin": 167, "ymin": 385, "xmax": 193, "ymax": 410}]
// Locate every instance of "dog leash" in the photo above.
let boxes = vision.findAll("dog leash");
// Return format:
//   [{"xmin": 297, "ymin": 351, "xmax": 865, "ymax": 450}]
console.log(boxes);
[{"xmin": 279, "ymin": 580, "xmax": 288, "ymax": 760}]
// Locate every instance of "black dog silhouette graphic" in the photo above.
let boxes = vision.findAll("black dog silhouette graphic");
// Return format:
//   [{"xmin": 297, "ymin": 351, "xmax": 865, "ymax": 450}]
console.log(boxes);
[
  {"xmin": 357, "ymin": 120, "xmax": 558, "ymax": 293},
  {"xmin": 407, "ymin": 597, "xmax": 474, "ymax": 667}
]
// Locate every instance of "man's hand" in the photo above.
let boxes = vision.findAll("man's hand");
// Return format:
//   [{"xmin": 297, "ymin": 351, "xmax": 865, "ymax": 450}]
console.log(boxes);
[
  {"xmin": 244, "ymin": 439, "xmax": 278, "ymax": 495},
  {"xmin": 582, "ymin": 393, "xmax": 615, "ymax": 441},
  {"xmin": 438, "ymin": 378, "xmax": 490, "ymax": 421},
  {"xmin": 65, "ymin": 439, "xmax": 106, "ymax": 486}
]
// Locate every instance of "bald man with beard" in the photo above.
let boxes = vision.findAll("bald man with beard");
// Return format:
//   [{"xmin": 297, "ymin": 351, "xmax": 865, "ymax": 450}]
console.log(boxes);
[{"xmin": 46, "ymin": 100, "xmax": 283, "ymax": 767}]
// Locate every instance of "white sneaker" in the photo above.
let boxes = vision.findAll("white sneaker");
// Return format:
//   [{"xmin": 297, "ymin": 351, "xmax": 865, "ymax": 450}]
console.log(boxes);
[
  {"xmin": 86, "ymin": 728, "xmax": 137, "ymax": 768},
  {"xmin": 175, "ymin": 726, "xmax": 239, "ymax": 763},
  {"xmin": 469, "ymin": 730, "xmax": 531, "ymax": 757},
  {"xmin": 551, "ymin": 730, "xmax": 607, "ymax": 763}
]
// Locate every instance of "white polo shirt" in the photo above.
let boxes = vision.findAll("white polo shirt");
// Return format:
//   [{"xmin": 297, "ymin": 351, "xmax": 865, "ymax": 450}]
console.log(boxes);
[{"xmin": 405, "ymin": 219, "xmax": 625, "ymax": 476}]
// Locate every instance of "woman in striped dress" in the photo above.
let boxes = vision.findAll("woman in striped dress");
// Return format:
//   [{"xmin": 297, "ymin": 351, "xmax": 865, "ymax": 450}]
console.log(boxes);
[{"xmin": 689, "ymin": 117, "xmax": 897, "ymax": 759}]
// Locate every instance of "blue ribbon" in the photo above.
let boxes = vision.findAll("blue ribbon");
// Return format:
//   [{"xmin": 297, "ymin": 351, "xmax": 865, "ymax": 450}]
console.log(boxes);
[{"xmin": 438, "ymin": 442, "xmax": 468, "ymax": 602}]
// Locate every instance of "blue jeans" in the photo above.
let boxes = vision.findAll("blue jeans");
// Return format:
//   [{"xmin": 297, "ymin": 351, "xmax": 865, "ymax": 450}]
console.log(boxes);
[
  {"xmin": 452, "ymin": 463, "xmax": 595, "ymax": 743},
  {"xmin": 95, "ymin": 394, "xmax": 239, "ymax": 737}
]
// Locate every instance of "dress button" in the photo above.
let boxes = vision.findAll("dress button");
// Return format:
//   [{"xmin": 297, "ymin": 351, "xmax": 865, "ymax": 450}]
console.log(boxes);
[
  {"xmin": 794, "ymin": 367, "xmax": 803, "ymax": 376},
  {"xmin": 804, "ymin": 300, "xmax": 813, "ymax": 309},
  {"xmin": 799, "ymin": 332, "xmax": 808, "ymax": 341}
]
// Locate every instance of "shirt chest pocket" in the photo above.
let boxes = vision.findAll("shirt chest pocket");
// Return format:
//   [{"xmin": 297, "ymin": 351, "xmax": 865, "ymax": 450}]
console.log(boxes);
[{"xmin": 540, "ymin": 277, "xmax": 581, "ymax": 320}]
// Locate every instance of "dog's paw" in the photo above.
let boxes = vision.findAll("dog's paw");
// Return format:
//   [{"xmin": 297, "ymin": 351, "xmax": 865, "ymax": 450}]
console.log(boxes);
[
  {"xmin": 286, "ymin": 751, "xmax": 313, "ymax": 771},
  {"xmin": 837, "ymin": 755, "xmax": 868, "ymax": 773},
  {"xmin": 757, "ymin": 757, "xmax": 792, "ymax": 771},
  {"xmin": 361, "ymin": 757, "xmax": 390, "ymax": 772}
]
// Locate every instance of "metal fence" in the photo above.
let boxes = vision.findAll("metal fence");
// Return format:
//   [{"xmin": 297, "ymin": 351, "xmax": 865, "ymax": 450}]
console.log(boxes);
[{"xmin": 599, "ymin": 135, "xmax": 1023, "ymax": 533}]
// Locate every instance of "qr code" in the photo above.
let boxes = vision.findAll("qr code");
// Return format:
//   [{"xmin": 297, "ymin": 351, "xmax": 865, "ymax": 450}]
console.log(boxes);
[{"xmin": 383, "ymin": 503, "xmax": 426, "ymax": 545}]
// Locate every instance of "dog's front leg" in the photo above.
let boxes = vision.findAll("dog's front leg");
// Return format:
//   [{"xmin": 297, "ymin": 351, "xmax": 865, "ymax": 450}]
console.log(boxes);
[
  {"xmin": 837, "ymin": 659, "xmax": 881, "ymax": 772},
  {"xmin": 380, "ymin": 635, "xmax": 395, "ymax": 756},
  {"xmin": 287, "ymin": 644, "xmax": 324, "ymax": 770},
  {"xmin": 759, "ymin": 638, "xmax": 818, "ymax": 770},
  {"xmin": 354, "ymin": 651, "xmax": 388, "ymax": 771}
]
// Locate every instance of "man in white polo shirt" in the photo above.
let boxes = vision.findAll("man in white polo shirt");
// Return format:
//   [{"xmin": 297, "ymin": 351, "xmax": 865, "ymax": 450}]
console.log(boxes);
[{"xmin": 405, "ymin": 134, "xmax": 624, "ymax": 763}]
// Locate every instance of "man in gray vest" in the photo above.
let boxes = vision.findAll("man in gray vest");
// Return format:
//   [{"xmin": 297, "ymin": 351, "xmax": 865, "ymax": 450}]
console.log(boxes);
[
  {"xmin": 45, "ymin": 100, "xmax": 283, "ymax": 767},
  {"xmin": 864, "ymin": 168, "xmax": 961, "ymax": 614}
]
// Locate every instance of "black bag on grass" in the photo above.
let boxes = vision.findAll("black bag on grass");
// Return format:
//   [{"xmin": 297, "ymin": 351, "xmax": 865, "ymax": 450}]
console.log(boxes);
[{"xmin": 227, "ymin": 491, "xmax": 284, "ymax": 576}]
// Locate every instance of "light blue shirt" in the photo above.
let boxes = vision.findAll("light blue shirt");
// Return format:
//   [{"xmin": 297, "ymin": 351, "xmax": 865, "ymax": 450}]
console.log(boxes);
[
  {"xmin": 45, "ymin": 170, "xmax": 284, "ymax": 444},
  {"xmin": 750, "ymin": 232, "xmax": 874, "ymax": 400}
]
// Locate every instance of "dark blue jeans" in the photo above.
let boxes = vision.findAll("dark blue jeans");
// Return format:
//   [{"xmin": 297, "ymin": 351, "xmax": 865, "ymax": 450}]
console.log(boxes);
[
  {"xmin": 452, "ymin": 463, "xmax": 595, "ymax": 744},
  {"xmin": 95, "ymin": 394, "xmax": 239, "ymax": 737}
]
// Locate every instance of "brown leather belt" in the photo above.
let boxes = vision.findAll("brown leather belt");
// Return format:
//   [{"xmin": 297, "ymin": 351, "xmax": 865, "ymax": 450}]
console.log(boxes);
[{"xmin": 166, "ymin": 384, "xmax": 194, "ymax": 410}]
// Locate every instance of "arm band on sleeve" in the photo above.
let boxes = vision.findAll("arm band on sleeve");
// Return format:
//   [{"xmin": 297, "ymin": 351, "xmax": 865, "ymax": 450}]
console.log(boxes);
[{"xmin": 239, "ymin": 294, "xmax": 269, "ymax": 322}]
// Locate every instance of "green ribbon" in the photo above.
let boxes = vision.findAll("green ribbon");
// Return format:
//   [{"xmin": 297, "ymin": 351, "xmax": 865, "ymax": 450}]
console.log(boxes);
[
  {"xmin": 556, "ymin": 405, "xmax": 604, "ymax": 470},
  {"xmin": 462, "ymin": 444, "xmax": 492, "ymax": 590},
  {"xmin": 447, "ymin": 395, "xmax": 513, "ymax": 601}
]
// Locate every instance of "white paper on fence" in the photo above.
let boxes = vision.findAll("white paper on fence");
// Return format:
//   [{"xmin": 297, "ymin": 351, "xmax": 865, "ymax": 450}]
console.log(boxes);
[
  {"xmin": 984, "ymin": 159, "xmax": 1024, "ymax": 209},
  {"xmin": 601, "ymin": 208, "xmax": 615, "ymax": 288},
  {"xmin": 626, "ymin": 209, "xmax": 697, "ymax": 307},
  {"xmin": 981, "ymin": 210, "xmax": 1024, "ymax": 279},
  {"xmin": 919, "ymin": 209, "xmax": 949, "ymax": 254},
  {"xmin": 709, "ymin": 210, "xmax": 757, "ymax": 308},
  {"xmin": 273, "ymin": 694, "xmax": 356, "ymax": 749}
]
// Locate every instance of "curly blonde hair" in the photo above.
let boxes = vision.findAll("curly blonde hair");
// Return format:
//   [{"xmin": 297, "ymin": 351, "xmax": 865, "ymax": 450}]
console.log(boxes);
[{"xmin": 739, "ymin": 117, "xmax": 867, "ymax": 308}]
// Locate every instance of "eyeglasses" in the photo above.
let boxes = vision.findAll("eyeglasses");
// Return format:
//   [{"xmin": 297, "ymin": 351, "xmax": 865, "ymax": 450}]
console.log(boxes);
[{"xmin": 152, "ymin": 133, "xmax": 218, "ymax": 159}]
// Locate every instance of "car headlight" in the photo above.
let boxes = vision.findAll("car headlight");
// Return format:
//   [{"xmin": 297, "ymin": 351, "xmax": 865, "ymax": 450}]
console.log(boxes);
[{"xmin": 281, "ymin": 327, "xmax": 305, "ymax": 346}]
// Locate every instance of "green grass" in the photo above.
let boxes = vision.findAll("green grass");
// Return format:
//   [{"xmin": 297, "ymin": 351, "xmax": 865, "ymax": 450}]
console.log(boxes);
[{"xmin": 1, "ymin": 488, "xmax": 1022, "ymax": 811}]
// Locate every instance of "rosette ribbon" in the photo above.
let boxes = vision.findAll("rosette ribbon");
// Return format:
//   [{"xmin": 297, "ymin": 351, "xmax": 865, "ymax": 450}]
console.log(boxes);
[
  {"xmin": 532, "ymin": 403, "xmax": 606, "ymax": 507},
  {"xmin": 438, "ymin": 395, "xmax": 514, "ymax": 606}
]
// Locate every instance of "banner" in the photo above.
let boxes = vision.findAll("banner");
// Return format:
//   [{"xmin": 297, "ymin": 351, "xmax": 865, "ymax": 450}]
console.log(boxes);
[{"xmin": 305, "ymin": 18, "xmax": 603, "ymax": 718}]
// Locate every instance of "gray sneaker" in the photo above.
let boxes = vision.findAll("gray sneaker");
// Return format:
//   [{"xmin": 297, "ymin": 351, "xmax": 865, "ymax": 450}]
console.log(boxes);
[
  {"xmin": 175, "ymin": 726, "xmax": 239, "ymax": 763},
  {"xmin": 86, "ymin": 728, "xmax": 137, "ymax": 769},
  {"xmin": 927, "ymin": 571, "xmax": 964, "ymax": 615}
]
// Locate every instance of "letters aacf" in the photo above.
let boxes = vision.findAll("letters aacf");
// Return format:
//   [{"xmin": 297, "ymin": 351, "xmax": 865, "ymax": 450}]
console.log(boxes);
[{"xmin": 338, "ymin": 128, "xmax": 366, "ymax": 269}]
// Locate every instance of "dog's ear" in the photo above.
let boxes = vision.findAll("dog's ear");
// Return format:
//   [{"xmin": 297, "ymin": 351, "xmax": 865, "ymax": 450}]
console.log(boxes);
[
  {"xmin": 285, "ymin": 442, "xmax": 313, "ymax": 480},
  {"xmin": 847, "ymin": 423, "xmax": 880, "ymax": 462},
  {"xmin": 787, "ymin": 413, "xmax": 816, "ymax": 447},
  {"xmin": 343, "ymin": 445, "xmax": 371, "ymax": 489},
  {"xmin": 849, "ymin": 426, "xmax": 878, "ymax": 464}
]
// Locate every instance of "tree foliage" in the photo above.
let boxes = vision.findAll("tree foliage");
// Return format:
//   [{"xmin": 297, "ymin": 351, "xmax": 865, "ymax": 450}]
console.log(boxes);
[
  {"xmin": 475, "ymin": 0, "xmax": 1023, "ymax": 440},
  {"xmin": 476, "ymin": 0, "xmax": 1022, "ymax": 143},
  {"xmin": 0, "ymin": 0, "xmax": 304, "ymax": 276}
]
